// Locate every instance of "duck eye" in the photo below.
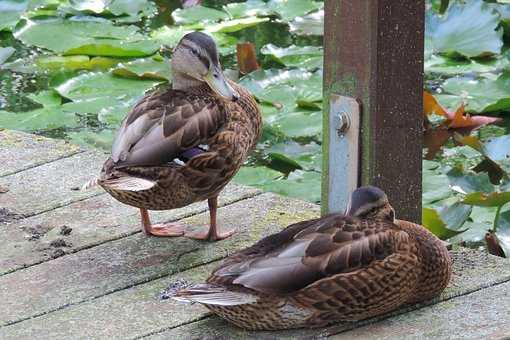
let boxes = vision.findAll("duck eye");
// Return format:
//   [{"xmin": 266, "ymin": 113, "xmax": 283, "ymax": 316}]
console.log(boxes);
[
  {"xmin": 190, "ymin": 48, "xmax": 199, "ymax": 56},
  {"xmin": 213, "ymin": 73, "xmax": 219, "ymax": 79}
]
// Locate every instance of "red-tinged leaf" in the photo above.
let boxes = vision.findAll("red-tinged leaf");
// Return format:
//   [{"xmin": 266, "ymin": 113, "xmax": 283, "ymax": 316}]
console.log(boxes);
[
  {"xmin": 236, "ymin": 42, "xmax": 259, "ymax": 75},
  {"xmin": 424, "ymin": 127, "xmax": 452, "ymax": 160},
  {"xmin": 485, "ymin": 231, "xmax": 506, "ymax": 258},
  {"xmin": 423, "ymin": 91, "xmax": 449, "ymax": 117},
  {"xmin": 448, "ymin": 104, "xmax": 502, "ymax": 129},
  {"xmin": 454, "ymin": 133, "xmax": 484, "ymax": 152}
]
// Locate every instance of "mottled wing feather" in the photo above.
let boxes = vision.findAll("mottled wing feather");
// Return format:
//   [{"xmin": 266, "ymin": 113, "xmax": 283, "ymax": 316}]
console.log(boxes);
[
  {"xmin": 111, "ymin": 89, "xmax": 226, "ymax": 167},
  {"xmin": 210, "ymin": 214, "xmax": 402, "ymax": 295}
]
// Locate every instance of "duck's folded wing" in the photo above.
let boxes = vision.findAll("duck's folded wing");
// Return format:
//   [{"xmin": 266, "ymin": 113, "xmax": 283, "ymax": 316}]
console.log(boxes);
[
  {"xmin": 111, "ymin": 90, "xmax": 226, "ymax": 167},
  {"xmin": 212, "ymin": 215, "xmax": 405, "ymax": 295}
]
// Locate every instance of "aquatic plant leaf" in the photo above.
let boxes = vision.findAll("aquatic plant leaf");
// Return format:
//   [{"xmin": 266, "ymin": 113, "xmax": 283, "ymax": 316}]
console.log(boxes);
[
  {"xmin": 0, "ymin": 47, "xmax": 15, "ymax": 65},
  {"xmin": 112, "ymin": 57, "xmax": 170, "ymax": 80},
  {"xmin": 205, "ymin": 17, "xmax": 268, "ymax": 33},
  {"xmin": 447, "ymin": 167, "xmax": 495, "ymax": 194},
  {"xmin": 261, "ymin": 170, "xmax": 321, "ymax": 203},
  {"xmin": 463, "ymin": 191, "xmax": 510, "ymax": 207},
  {"xmin": 425, "ymin": 54, "xmax": 510, "ymax": 75},
  {"xmin": 289, "ymin": 9, "xmax": 323, "ymax": 36},
  {"xmin": 233, "ymin": 166, "xmax": 283, "ymax": 187},
  {"xmin": 14, "ymin": 18, "xmax": 159, "ymax": 57},
  {"xmin": 32, "ymin": 55, "xmax": 121, "ymax": 72},
  {"xmin": 0, "ymin": 0, "xmax": 27, "ymax": 32},
  {"xmin": 223, "ymin": 0, "xmax": 320, "ymax": 22},
  {"xmin": 422, "ymin": 207, "xmax": 466, "ymax": 239},
  {"xmin": 261, "ymin": 44, "xmax": 323, "ymax": 69},
  {"xmin": 0, "ymin": 91, "xmax": 78, "ymax": 131},
  {"xmin": 55, "ymin": 72, "xmax": 162, "ymax": 124},
  {"xmin": 171, "ymin": 6, "xmax": 229, "ymax": 25},
  {"xmin": 272, "ymin": 111, "xmax": 322, "ymax": 139},
  {"xmin": 427, "ymin": 0, "xmax": 503, "ymax": 58}
]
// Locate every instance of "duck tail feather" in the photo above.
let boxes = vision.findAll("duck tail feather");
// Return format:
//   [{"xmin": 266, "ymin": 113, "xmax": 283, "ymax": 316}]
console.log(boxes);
[{"xmin": 172, "ymin": 284, "xmax": 258, "ymax": 306}]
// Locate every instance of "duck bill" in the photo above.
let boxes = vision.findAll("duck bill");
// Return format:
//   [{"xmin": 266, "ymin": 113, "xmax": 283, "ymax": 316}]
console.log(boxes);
[{"xmin": 204, "ymin": 68, "xmax": 239, "ymax": 101}]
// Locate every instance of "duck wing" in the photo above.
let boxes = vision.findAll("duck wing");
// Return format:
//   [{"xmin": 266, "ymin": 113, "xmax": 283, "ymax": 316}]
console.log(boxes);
[
  {"xmin": 111, "ymin": 89, "xmax": 226, "ymax": 167},
  {"xmin": 210, "ymin": 214, "xmax": 407, "ymax": 295}
]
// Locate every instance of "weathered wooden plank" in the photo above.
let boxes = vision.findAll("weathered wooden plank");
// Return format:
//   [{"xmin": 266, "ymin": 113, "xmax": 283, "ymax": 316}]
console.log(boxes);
[
  {"xmin": 143, "ymin": 249, "xmax": 510, "ymax": 339},
  {"xmin": 331, "ymin": 281, "xmax": 510, "ymax": 340},
  {"xmin": 0, "ymin": 262, "xmax": 218, "ymax": 340},
  {"xmin": 0, "ymin": 192, "xmax": 320, "ymax": 327},
  {"xmin": 0, "ymin": 151, "xmax": 106, "ymax": 217},
  {"xmin": 0, "ymin": 183, "xmax": 260, "ymax": 275},
  {"xmin": 0, "ymin": 130, "xmax": 81, "ymax": 177},
  {"xmin": 322, "ymin": 1, "xmax": 424, "ymax": 222}
]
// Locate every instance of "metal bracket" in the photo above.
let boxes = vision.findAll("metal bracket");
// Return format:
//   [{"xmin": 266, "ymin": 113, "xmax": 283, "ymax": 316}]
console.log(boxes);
[{"xmin": 327, "ymin": 94, "xmax": 360, "ymax": 214}]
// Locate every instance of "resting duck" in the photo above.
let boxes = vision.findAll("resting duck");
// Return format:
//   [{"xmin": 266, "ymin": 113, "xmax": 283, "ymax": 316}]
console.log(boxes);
[
  {"xmin": 173, "ymin": 186, "xmax": 452, "ymax": 330},
  {"xmin": 87, "ymin": 32, "xmax": 261, "ymax": 240}
]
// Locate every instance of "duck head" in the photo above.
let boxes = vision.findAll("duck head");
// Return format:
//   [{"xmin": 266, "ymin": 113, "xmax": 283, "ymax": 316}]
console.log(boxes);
[
  {"xmin": 345, "ymin": 186, "xmax": 395, "ymax": 222},
  {"xmin": 170, "ymin": 31, "xmax": 239, "ymax": 101}
]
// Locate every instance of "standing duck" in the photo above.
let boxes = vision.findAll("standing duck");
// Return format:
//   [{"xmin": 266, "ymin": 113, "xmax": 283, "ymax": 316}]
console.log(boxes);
[
  {"xmin": 87, "ymin": 32, "xmax": 261, "ymax": 241},
  {"xmin": 173, "ymin": 186, "xmax": 452, "ymax": 330}
]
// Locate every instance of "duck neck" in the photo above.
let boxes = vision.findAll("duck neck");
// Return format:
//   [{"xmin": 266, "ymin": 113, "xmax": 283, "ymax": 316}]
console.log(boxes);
[{"xmin": 172, "ymin": 71, "xmax": 204, "ymax": 91}]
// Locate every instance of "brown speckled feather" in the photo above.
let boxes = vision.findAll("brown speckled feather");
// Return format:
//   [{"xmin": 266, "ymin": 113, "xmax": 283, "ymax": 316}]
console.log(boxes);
[
  {"xmin": 176, "ymin": 214, "xmax": 451, "ymax": 330},
  {"xmin": 98, "ymin": 81, "xmax": 261, "ymax": 211}
]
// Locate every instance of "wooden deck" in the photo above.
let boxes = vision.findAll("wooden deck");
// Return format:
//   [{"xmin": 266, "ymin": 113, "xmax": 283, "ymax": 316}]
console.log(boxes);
[{"xmin": 1, "ymin": 129, "xmax": 509, "ymax": 340}]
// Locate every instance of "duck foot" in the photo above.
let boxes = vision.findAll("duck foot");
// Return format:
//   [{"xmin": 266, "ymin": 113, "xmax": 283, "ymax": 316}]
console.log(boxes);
[
  {"xmin": 185, "ymin": 227, "xmax": 236, "ymax": 241},
  {"xmin": 184, "ymin": 196, "xmax": 235, "ymax": 241},
  {"xmin": 140, "ymin": 208, "xmax": 185, "ymax": 237},
  {"xmin": 147, "ymin": 223, "xmax": 186, "ymax": 237}
]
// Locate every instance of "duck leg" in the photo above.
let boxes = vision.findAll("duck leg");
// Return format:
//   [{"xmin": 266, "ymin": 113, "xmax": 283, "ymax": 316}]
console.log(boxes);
[
  {"xmin": 185, "ymin": 196, "xmax": 236, "ymax": 241},
  {"xmin": 140, "ymin": 208, "xmax": 185, "ymax": 237}
]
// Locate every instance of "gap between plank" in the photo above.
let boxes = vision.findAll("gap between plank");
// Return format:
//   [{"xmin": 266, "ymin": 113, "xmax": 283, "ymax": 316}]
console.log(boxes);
[{"xmin": 0, "ymin": 189, "xmax": 262, "ymax": 277}]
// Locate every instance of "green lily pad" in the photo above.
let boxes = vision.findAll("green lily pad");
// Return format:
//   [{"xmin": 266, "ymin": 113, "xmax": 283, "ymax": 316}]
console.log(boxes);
[
  {"xmin": 0, "ymin": 90, "xmax": 78, "ymax": 131},
  {"xmin": 267, "ymin": 0, "xmax": 322, "ymax": 22},
  {"xmin": 261, "ymin": 44, "xmax": 323, "ymax": 69},
  {"xmin": 223, "ymin": 0, "xmax": 270, "ymax": 18},
  {"xmin": 0, "ymin": 1, "xmax": 27, "ymax": 32},
  {"xmin": 0, "ymin": 47, "xmax": 15, "ymax": 65},
  {"xmin": 463, "ymin": 191, "xmax": 510, "ymax": 207},
  {"xmin": 289, "ymin": 9, "xmax": 323, "ymax": 36},
  {"xmin": 439, "ymin": 201, "xmax": 473, "ymax": 231},
  {"xmin": 427, "ymin": 0, "xmax": 503, "ymax": 58},
  {"xmin": 267, "ymin": 141, "xmax": 322, "ymax": 171},
  {"xmin": 112, "ymin": 57, "xmax": 170, "ymax": 80},
  {"xmin": 496, "ymin": 210, "xmax": 510, "ymax": 256},
  {"xmin": 14, "ymin": 18, "xmax": 159, "ymax": 57},
  {"xmin": 171, "ymin": 6, "xmax": 229, "ymax": 25},
  {"xmin": 423, "ymin": 161, "xmax": 452, "ymax": 206},
  {"xmin": 56, "ymin": 71, "xmax": 162, "ymax": 124},
  {"xmin": 261, "ymin": 170, "xmax": 321, "ymax": 203},
  {"xmin": 482, "ymin": 135, "xmax": 510, "ymax": 174},
  {"xmin": 441, "ymin": 72, "xmax": 510, "ymax": 113},
  {"xmin": 422, "ymin": 207, "xmax": 466, "ymax": 239},
  {"xmin": 272, "ymin": 111, "xmax": 322, "ymax": 139},
  {"xmin": 425, "ymin": 54, "xmax": 510, "ymax": 75},
  {"xmin": 267, "ymin": 152, "xmax": 303, "ymax": 173},
  {"xmin": 239, "ymin": 69, "xmax": 322, "ymax": 111},
  {"xmin": 34, "ymin": 55, "xmax": 121, "ymax": 72},
  {"xmin": 447, "ymin": 166, "xmax": 495, "ymax": 194},
  {"xmin": 66, "ymin": 128, "xmax": 115, "ymax": 150},
  {"xmin": 205, "ymin": 17, "xmax": 269, "ymax": 33},
  {"xmin": 234, "ymin": 166, "xmax": 283, "ymax": 187},
  {"xmin": 223, "ymin": 0, "xmax": 321, "ymax": 22}
]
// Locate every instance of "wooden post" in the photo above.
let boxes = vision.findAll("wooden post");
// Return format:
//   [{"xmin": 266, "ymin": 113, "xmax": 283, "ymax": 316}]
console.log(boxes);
[{"xmin": 322, "ymin": 1, "xmax": 424, "ymax": 222}]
